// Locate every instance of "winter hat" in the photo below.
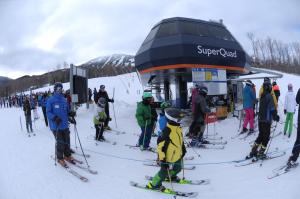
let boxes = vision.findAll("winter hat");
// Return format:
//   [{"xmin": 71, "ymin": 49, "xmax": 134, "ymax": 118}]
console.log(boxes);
[
  {"xmin": 272, "ymin": 81, "xmax": 277, "ymax": 86},
  {"xmin": 288, "ymin": 83, "xmax": 293, "ymax": 91},
  {"xmin": 142, "ymin": 92, "xmax": 152, "ymax": 99},
  {"xmin": 198, "ymin": 86, "xmax": 208, "ymax": 95},
  {"xmin": 245, "ymin": 80, "xmax": 253, "ymax": 86},
  {"xmin": 160, "ymin": 101, "xmax": 171, "ymax": 109},
  {"xmin": 165, "ymin": 108, "xmax": 185, "ymax": 124},
  {"xmin": 54, "ymin": 82, "xmax": 63, "ymax": 93}
]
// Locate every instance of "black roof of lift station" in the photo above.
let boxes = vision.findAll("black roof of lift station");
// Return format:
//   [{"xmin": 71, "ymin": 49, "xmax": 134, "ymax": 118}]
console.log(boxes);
[{"xmin": 135, "ymin": 17, "xmax": 251, "ymax": 86}]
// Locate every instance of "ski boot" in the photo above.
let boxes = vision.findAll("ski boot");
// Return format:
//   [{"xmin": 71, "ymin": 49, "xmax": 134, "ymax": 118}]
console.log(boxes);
[
  {"xmin": 255, "ymin": 147, "xmax": 267, "ymax": 160},
  {"xmin": 70, "ymin": 148, "xmax": 75, "ymax": 154},
  {"xmin": 287, "ymin": 156, "xmax": 297, "ymax": 169},
  {"xmin": 99, "ymin": 136, "xmax": 106, "ymax": 142},
  {"xmin": 146, "ymin": 182, "xmax": 172, "ymax": 193},
  {"xmin": 248, "ymin": 129, "xmax": 254, "ymax": 134},
  {"xmin": 240, "ymin": 127, "xmax": 248, "ymax": 134},
  {"xmin": 246, "ymin": 143, "xmax": 259, "ymax": 159},
  {"xmin": 104, "ymin": 126, "xmax": 112, "ymax": 130},
  {"xmin": 58, "ymin": 159, "xmax": 68, "ymax": 168},
  {"xmin": 65, "ymin": 156, "xmax": 76, "ymax": 164}
]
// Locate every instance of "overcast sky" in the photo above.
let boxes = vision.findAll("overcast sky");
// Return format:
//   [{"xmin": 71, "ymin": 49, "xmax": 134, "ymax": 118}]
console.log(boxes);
[{"xmin": 0, "ymin": 0, "xmax": 299, "ymax": 79}]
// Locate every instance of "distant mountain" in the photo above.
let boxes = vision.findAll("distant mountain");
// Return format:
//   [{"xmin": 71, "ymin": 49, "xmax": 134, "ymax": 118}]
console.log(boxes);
[
  {"xmin": 0, "ymin": 54, "xmax": 135, "ymax": 96},
  {"xmin": 0, "ymin": 76, "xmax": 11, "ymax": 84}
]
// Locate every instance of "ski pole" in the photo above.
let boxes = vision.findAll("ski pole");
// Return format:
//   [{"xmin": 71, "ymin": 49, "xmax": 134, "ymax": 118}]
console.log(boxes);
[
  {"xmin": 112, "ymin": 87, "xmax": 118, "ymax": 129},
  {"xmin": 142, "ymin": 120, "xmax": 148, "ymax": 148},
  {"xmin": 260, "ymin": 121, "xmax": 277, "ymax": 167},
  {"xmin": 74, "ymin": 125, "xmax": 78, "ymax": 150},
  {"xmin": 166, "ymin": 166, "xmax": 176, "ymax": 199},
  {"xmin": 54, "ymin": 127, "xmax": 58, "ymax": 166},
  {"xmin": 20, "ymin": 116, "xmax": 23, "ymax": 132},
  {"xmin": 181, "ymin": 158, "xmax": 185, "ymax": 180},
  {"xmin": 74, "ymin": 124, "xmax": 90, "ymax": 168},
  {"xmin": 183, "ymin": 139, "xmax": 201, "ymax": 158}
]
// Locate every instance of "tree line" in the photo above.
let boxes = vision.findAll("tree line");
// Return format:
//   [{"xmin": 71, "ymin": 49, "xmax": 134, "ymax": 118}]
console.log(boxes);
[{"xmin": 247, "ymin": 33, "xmax": 300, "ymax": 74}]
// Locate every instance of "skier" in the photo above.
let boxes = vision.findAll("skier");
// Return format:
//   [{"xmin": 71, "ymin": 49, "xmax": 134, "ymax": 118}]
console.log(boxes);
[
  {"xmin": 136, "ymin": 92, "xmax": 153, "ymax": 150},
  {"xmin": 157, "ymin": 101, "xmax": 171, "ymax": 138},
  {"xmin": 246, "ymin": 81, "xmax": 280, "ymax": 159},
  {"xmin": 187, "ymin": 84, "xmax": 199, "ymax": 137},
  {"xmin": 94, "ymin": 85, "xmax": 114, "ymax": 130},
  {"xmin": 41, "ymin": 93, "xmax": 49, "ymax": 127},
  {"xmin": 88, "ymin": 88, "xmax": 92, "ymax": 102},
  {"xmin": 46, "ymin": 82, "xmax": 77, "ymax": 167},
  {"xmin": 150, "ymin": 97, "xmax": 158, "ymax": 137},
  {"xmin": 146, "ymin": 108, "xmax": 186, "ymax": 192},
  {"xmin": 283, "ymin": 84, "xmax": 296, "ymax": 138},
  {"xmin": 272, "ymin": 81, "xmax": 280, "ymax": 102},
  {"xmin": 93, "ymin": 97, "xmax": 107, "ymax": 141},
  {"xmin": 259, "ymin": 77, "xmax": 278, "ymax": 109},
  {"xmin": 240, "ymin": 80, "xmax": 256, "ymax": 134},
  {"xmin": 286, "ymin": 88, "xmax": 300, "ymax": 167},
  {"xmin": 23, "ymin": 96, "xmax": 33, "ymax": 133},
  {"xmin": 189, "ymin": 86, "xmax": 211, "ymax": 146}
]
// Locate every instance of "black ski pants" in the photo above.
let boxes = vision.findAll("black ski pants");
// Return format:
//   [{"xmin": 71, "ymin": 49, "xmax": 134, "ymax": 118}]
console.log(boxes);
[
  {"xmin": 291, "ymin": 121, "xmax": 300, "ymax": 161},
  {"xmin": 53, "ymin": 129, "xmax": 71, "ymax": 160},
  {"xmin": 255, "ymin": 122, "xmax": 271, "ymax": 148},
  {"xmin": 42, "ymin": 106, "xmax": 48, "ymax": 127}
]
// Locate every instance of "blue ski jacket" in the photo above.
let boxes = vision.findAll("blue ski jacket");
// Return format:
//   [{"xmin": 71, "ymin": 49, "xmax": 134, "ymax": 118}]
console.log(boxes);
[
  {"xmin": 243, "ymin": 85, "xmax": 256, "ymax": 109},
  {"xmin": 46, "ymin": 93, "xmax": 70, "ymax": 131}
]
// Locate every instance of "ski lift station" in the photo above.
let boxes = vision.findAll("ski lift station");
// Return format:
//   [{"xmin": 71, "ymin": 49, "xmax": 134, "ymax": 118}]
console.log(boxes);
[{"xmin": 135, "ymin": 17, "xmax": 282, "ymax": 119}]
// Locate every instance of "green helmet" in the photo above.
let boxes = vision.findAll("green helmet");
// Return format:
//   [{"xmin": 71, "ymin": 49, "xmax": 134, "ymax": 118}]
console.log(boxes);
[
  {"xmin": 142, "ymin": 92, "xmax": 152, "ymax": 99},
  {"xmin": 160, "ymin": 101, "xmax": 171, "ymax": 109}
]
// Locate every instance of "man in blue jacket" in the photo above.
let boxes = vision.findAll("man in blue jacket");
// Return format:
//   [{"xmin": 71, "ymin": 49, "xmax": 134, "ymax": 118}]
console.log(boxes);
[{"xmin": 46, "ymin": 82, "xmax": 76, "ymax": 167}]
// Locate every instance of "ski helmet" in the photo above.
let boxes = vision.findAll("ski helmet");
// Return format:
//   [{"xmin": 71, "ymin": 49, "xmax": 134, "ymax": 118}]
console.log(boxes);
[
  {"xmin": 160, "ymin": 101, "xmax": 171, "ymax": 109},
  {"xmin": 100, "ymin": 85, "xmax": 105, "ymax": 90},
  {"xmin": 54, "ymin": 82, "xmax": 63, "ymax": 93},
  {"xmin": 165, "ymin": 108, "xmax": 185, "ymax": 124},
  {"xmin": 97, "ymin": 97, "xmax": 106, "ymax": 107},
  {"xmin": 264, "ymin": 77, "xmax": 271, "ymax": 83},
  {"xmin": 198, "ymin": 86, "xmax": 208, "ymax": 95},
  {"xmin": 263, "ymin": 82, "xmax": 272, "ymax": 93},
  {"xmin": 142, "ymin": 92, "xmax": 152, "ymax": 99}
]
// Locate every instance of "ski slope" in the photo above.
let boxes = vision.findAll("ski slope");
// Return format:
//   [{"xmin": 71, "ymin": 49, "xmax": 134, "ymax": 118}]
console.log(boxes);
[{"xmin": 0, "ymin": 71, "xmax": 299, "ymax": 199}]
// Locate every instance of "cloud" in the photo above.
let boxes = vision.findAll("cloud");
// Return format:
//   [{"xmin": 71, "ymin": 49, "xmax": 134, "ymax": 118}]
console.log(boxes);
[{"xmin": 0, "ymin": 0, "xmax": 299, "ymax": 78}]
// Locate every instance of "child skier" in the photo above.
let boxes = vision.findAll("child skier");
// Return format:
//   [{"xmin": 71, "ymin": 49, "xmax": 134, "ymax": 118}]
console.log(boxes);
[
  {"xmin": 283, "ymin": 84, "xmax": 296, "ymax": 138},
  {"xmin": 93, "ymin": 97, "xmax": 107, "ymax": 141},
  {"xmin": 246, "ymin": 81, "xmax": 280, "ymax": 159},
  {"xmin": 146, "ymin": 108, "xmax": 186, "ymax": 192}
]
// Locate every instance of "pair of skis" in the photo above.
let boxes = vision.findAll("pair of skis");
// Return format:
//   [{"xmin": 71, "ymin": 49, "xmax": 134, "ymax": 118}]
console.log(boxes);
[
  {"xmin": 130, "ymin": 176, "xmax": 209, "ymax": 197},
  {"xmin": 125, "ymin": 144, "xmax": 156, "ymax": 153},
  {"xmin": 268, "ymin": 162, "xmax": 299, "ymax": 179},
  {"xmin": 51, "ymin": 156, "xmax": 98, "ymax": 182}
]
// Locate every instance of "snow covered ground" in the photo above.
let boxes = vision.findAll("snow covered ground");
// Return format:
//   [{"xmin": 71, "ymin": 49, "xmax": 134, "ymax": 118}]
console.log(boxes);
[{"xmin": 0, "ymin": 71, "xmax": 300, "ymax": 199}]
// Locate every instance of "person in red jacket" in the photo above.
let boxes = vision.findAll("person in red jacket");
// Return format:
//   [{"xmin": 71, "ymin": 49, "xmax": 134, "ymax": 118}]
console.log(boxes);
[{"xmin": 272, "ymin": 81, "xmax": 280, "ymax": 102}]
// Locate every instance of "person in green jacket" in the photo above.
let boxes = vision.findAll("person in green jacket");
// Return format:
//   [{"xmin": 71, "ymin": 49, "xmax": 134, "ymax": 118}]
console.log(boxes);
[{"xmin": 136, "ymin": 92, "xmax": 153, "ymax": 150}]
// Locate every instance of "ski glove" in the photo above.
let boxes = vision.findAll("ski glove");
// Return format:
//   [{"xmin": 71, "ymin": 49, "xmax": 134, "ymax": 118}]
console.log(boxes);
[
  {"xmin": 284, "ymin": 109, "xmax": 287, "ymax": 115},
  {"xmin": 68, "ymin": 116, "xmax": 76, "ymax": 125},
  {"xmin": 53, "ymin": 116, "xmax": 62, "ymax": 126},
  {"xmin": 273, "ymin": 114, "xmax": 280, "ymax": 122}
]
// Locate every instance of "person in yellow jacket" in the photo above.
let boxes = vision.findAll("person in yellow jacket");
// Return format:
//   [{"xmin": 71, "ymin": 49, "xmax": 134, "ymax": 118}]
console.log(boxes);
[
  {"xmin": 146, "ymin": 108, "xmax": 186, "ymax": 192},
  {"xmin": 259, "ymin": 77, "xmax": 278, "ymax": 109}
]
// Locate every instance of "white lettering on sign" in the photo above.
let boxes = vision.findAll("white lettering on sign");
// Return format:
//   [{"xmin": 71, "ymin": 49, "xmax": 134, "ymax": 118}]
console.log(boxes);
[{"xmin": 197, "ymin": 45, "xmax": 237, "ymax": 58}]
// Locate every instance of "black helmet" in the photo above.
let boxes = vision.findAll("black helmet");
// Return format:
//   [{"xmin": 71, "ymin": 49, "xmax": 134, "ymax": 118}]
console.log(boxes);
[
  {"xmin": 54, "ymin": 82, "xmax": 63, "ymax": 93},
  {"xmin": 198, "ymin": 86, "xmax": 208, "ymax": 95},
  {"xmin": 165, "ymin": 108, "xmax": 185, "ymax": 124},
  {"xmin": 263, "ymin": 82, "xmax": 272, "ymax": 93},
  {"xmin": 97, "ymin": 97, "xmax": 106, "ymax": 107},
  {"xmin": 100, "ymin": 85, "xmax": 105, "ymax": 90},
  {"xmin": 272, "ymin": 81, "xmax": 277, "ymax": 86},
  {"xmin": 264, "ymin": 77, "xmax": 271, "ymax": 83}
]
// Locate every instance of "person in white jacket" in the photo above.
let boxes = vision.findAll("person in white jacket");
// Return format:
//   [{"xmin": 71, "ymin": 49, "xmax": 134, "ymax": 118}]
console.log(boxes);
[{"xmin": 284, "ymin": 84, "xmax": 297, "ymax": 137}]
